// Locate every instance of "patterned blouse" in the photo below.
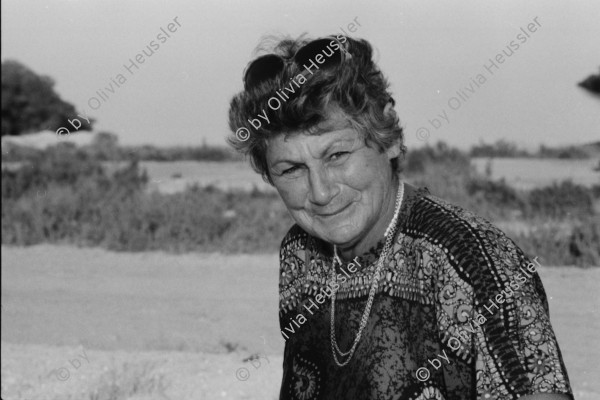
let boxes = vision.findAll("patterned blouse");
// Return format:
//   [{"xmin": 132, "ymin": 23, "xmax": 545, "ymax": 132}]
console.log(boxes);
[{"xmin": 277, "ymin": 183, "xmax": 573, "ymax": 400}]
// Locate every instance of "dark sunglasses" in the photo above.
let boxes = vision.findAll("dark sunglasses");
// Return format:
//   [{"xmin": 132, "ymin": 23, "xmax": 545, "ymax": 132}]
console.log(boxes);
[{"xmin": 243, "ymin": 37, "xmax": 352, "ymax": 90}]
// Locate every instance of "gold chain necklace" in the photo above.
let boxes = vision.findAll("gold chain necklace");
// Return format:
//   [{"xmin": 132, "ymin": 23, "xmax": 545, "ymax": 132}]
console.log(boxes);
[{"xmin": 330, "ymin": 181, "xmax": 404, "ymax": 367}]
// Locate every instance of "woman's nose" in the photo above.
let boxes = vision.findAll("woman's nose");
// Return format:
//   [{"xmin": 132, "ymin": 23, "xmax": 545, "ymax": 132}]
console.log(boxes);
[{"xmin": 308, "ymin": 167, "xmax": 339, "ymax": 206}]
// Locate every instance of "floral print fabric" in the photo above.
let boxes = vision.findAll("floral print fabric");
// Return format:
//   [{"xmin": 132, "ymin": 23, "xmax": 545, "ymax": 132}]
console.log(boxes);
[{"xmin": 277, "ymin": 184, "xmax": 573, "ymax": 400}]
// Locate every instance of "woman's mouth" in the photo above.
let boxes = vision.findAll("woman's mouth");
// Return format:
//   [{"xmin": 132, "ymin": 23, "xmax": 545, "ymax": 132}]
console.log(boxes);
[{"xmin": 314, "ymin": 202, "xmax": 352, "ymax": 218}]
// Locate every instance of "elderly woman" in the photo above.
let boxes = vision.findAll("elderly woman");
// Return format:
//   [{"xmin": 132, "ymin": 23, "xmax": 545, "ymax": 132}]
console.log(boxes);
[{"xmin": 228, "ymin": 35, "xmax": 573, "ymax": 400}]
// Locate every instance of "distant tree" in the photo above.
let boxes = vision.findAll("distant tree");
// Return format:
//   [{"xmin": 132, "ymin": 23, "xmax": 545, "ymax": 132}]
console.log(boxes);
[
  {"xmin": 1, "ymin": 60, "xmax": 94, "ymax": 136},
  {"xmin": 470, "ymin": 139, "xmax": 530, "ymax": 158},
  {"xmin": 89, "ymin": 131, "xmax": 121, "ymax": 160},
  {"xmin": 538, "ymin": 144, "xmax": 590, "ymax": 159},
  {"xmin": 578, "ymin": 67, "xmax": 600, "ymax": 96},
  {"xmin": 405, "ymin": 141, "xmax": 471, "ymax": 174}
]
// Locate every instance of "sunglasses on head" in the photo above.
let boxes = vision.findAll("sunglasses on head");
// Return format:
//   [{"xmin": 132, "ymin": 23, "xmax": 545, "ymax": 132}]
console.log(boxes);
[{"xmin": 243, "ymin": 37, "xmax": 353, "ymax": 90}]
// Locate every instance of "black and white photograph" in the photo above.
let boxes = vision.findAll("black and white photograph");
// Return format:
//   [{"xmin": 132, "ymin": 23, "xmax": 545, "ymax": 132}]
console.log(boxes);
[{"xmin": 1, "ymin": 1, "xmax": 599, "ymax": 399}]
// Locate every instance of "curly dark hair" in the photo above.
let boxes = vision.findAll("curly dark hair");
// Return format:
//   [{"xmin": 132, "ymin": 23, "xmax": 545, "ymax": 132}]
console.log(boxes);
[{"xmin": 227, "ymin": 34, "xmax": 406, "ymax": 184}]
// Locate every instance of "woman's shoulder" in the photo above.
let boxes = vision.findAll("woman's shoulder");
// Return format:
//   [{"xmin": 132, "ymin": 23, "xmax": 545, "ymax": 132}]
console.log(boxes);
[
  {"xmin": 405, "ymin": 187, "xmax": 512, "ymax": 255},
  {"xmin": 278, "ymin": 224, "xmax": 331, "ymax": 316},
  {"xmin": 278, "ymin": 224, "xmax": 312, "ymax": 286},
  {"xmin": 279, "ymin": 221, "xmax": 335, "ymax": 263},
  {"xmin": 279, "ymin": 224, "xmax": 309, "ymax": 258},
  {"xmin": 405, "ymin": 188, "xmax": 540, "ymax": 299}
]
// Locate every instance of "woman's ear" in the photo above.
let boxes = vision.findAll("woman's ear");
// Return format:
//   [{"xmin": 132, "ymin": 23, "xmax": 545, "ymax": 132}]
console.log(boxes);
[
  {"xmin": 383, "ymin": 99, "xmax": 401, "ymax": 159},
  {"xmin": 383, "ymin": 98, "xmax": 395, "ymax": 118},
  {"xmin": 385, "ymin": 140, "xmax": 402, "ymax": 160}
]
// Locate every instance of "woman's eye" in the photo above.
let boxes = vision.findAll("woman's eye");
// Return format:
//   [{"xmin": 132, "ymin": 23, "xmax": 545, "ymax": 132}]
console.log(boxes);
[
  {"xmin": 282, "ymin": 166, "xmax": 300, "ymax": 175},
  {"xmin": 330, "ymin": 152, "xmax": 349, "ymax": 161}
]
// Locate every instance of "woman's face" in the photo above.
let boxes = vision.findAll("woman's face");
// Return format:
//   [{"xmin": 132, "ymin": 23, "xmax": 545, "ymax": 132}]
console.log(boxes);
[{"xmin": 266, "ymin": 112, "xmax": 400, "ymax": 250}]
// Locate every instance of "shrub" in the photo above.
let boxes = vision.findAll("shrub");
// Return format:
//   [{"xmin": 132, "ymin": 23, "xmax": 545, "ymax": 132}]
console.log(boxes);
[
  {"xmin": 1, "ymin": 146, "xmax": 290, "ymax": 253},
  {"xmin": 526, "ymin": 181, "xmax": 595, "ymax": 219},
  {"xmin": 465, "ymin": 177, "xmax": 526, "ymax": 219},
  {"xmin": 514, "ymin": 219, "xmax": 600, "ymax": 267}
]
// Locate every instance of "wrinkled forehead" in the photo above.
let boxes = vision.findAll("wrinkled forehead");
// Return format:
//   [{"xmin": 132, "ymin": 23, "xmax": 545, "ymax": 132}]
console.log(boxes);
[
  {"xmin": 273, "ymin": 105, "xmax": 361, "ymax": 144},
  {"xmin": 266, "ymin": 126, "xmax": 364, "ymax": 167}
]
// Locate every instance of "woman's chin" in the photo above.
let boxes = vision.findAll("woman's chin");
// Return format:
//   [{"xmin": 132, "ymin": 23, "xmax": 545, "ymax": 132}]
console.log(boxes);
[{"xmin": 313, "ymin": 224, "xmax": 362, "ymax": 247}]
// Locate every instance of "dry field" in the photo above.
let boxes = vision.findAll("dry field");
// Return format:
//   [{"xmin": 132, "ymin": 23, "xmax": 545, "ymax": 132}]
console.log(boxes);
[
  {"xmin": 1, "ymin": 245, "xmax": 599, "ymax": 400},
  {"xmin": 1, "ymin": 246, "xmax": 283, "ymax": 400}
]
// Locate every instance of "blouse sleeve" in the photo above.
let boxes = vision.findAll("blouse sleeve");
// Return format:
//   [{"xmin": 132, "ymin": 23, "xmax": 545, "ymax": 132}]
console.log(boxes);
[
  {"xmin": 278, "ymin": 224, "xmax": 308, "ymax": 323},
  {"xmin": 435, "ymin": 213, "xmax": 573, "ymax": 399},
  {"xmin": 277, "ymin": 224, "xmax": 308, "ymax": 400}
]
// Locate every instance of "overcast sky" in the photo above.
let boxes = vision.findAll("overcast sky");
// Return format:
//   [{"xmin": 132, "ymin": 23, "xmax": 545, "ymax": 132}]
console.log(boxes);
[{"xmin": 2, "ymin": 0, "xmax": 599, "ymax": 149}]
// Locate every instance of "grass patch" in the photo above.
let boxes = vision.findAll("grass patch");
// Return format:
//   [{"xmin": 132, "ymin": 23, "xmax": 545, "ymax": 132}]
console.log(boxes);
[{"xmin": 86, "ymin": 361, "xmax": 171, "ymax": 400}]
